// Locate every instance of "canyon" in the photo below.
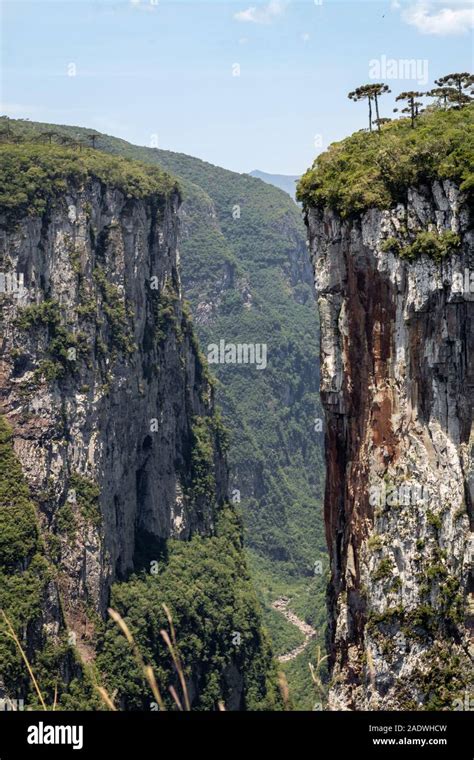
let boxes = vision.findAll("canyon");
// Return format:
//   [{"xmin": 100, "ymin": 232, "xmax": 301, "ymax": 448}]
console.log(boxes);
[{"xmin": 1, "ymin": 103, "xmax": 473, "ymax": 712}]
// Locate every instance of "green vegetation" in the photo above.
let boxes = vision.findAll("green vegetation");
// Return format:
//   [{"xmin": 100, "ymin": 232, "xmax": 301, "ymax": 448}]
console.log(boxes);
[
  {"xmin": 402, "ymin": 604, "xmax": 435, "ymax": 635},
  {"xmin": 0, "ymin": 416, "xmax": 46, "ymax": 571},
  {"xmin": 0, "ymin": 142, "xmax": 178, "ymax": 221},
  {"xmin": 391, "ymin": 576, "xmax": 402, "ymax": 592},
  {"xmin": 247, "ymin": 552, "xmax": 328, "ymax": 710},
  {"xmin": 399, "ymin": 230, "xmax": 461, "ymax": 263},
  {"xmin": 411, "ymin": 642, "xmax": 473, "ymax": 710},
  {"xmin": 189, "ymin": 416, "xmax": 220, "ymax": 507},
  {"xmin": 93, "ymin": 266, "xmax": 135, "ymax": 355},
  {"xmin": 0, "ymin": 415, "xmax": 97, "ymax": 707},
  {"xmin": 283, "ymin": 644, "xmax": 325, "ymax": 710},
  {"xmin": 380, "ymin": 228, "xmax": 461, "ymax": 264},
  {"xmin": 380, "ymin": 236, "xmax": 402, "ymax": 256},
  {"xmin": 264, "ymin": 607, "xmax": 305, "ymax": 653},
  {"xmin": 438, "ymin": 576, "xmax": 464, "ymax": 627},
  {"xmin": 152, "ymin": 287, "xmax": 180, "ymax": 345},
  {"xmin": 426, "ymin": 510, "xmax": 442, "ymax": 530},
  {"xmin": 96, "ymin": 506, "xmax": 281, "ymax": 710},
  {"xmin": 69, "ymin": 473, "xmax": 101, "ymax": 527},
  {"xmin": 367, "ymin": 605, "xmax": 404, "ymax": 633},
  {"xmin": 55, "ymin": 501, "xmax": 77, "ymax": 539},
  {"xmin": 14, "ymin": 299, "xmax": 89, "ymax": 383},
  {"xmin": 14, "ymin": 299, "xmax": 62, "ymax": 331},
  {"xmin": 426, "ymin": 562, "xmax": 448, "ymax": 580},
  {"xmin": 367, "ymin": 534, "xmax": 383, "ymax": 551},
  {"xmin": 368, "ymin": 559, "xmax": 465, "ymax": 647},
  {"xmin": 297, "ymin": 105, "xmax": 474, "ymax": 217},
  {"xmin": 372, "ymin": 557, "xmax": 394, "ymax": 582}
]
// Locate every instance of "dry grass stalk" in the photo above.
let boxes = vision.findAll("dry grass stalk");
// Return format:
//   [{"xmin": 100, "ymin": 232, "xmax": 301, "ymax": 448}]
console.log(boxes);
[
  {"xmin": 144, "ymin": 665, "xmax": 166, "ymax": 711},
  {"xmin": 94, "ymin": 685, "xmax": 117, "ymax": 711},
  {"xmin": 168, "ymin": 684, "xmax": 183, "ymax": 711},
  {"xmin": 160, "ymin": 603, "xmax": 190, "ymax": 711}
]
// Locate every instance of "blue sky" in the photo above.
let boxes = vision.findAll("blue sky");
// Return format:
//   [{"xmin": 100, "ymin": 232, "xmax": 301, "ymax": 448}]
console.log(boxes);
[{"xmin": 1, "ymin": 0, "xmax": 473, "ymax": 174}]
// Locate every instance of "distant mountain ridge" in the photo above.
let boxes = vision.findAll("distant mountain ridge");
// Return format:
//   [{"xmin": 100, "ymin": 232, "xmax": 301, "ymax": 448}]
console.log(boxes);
[{"xmin": 249, "ymin": 170, "xmax": 300, "ymax": 200}]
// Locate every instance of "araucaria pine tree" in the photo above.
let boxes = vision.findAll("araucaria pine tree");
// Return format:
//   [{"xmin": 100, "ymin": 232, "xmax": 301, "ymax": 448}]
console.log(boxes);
[
  {"xmin": 434, "ymin": 72, "xmax": 474, "ymax": 107},
  {"xmin": 394, "ymin": 91, "xmax": 425, "ymax": 128},
  {"xmin": 348, "ymin": 83, "xmax": 390, "ymax": 132}
]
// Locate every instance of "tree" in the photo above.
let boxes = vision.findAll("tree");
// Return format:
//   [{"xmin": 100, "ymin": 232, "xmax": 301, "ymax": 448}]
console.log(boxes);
[
  {"xmin": 348, "ymin": 83, "xmax": 390, "ymax": 132},
  {"xmin": 370, "ymin": 83, "xmax": 391, "ymax": 131},
  {"xmin": 39, "ymin": 130, "xmax": 59, "ymax": 145},
  {"xmin": 58, "ymin": 135, "xmax": 77, "ymax": 149},
  {"xmin": 427, "ymin": 86, "xmax": 458, "ymax": 110},
  {"xmin": 455, "ymin": 92, "xmax": 473, "ymax": 107},
  {"xmin": 348, "ymin": 85, "xmax": 375, "ymax": 131},
  {"xmin": 434, "ymin": 72, "xmax": 473, "ymax": 107},
  {"xmin": 394, "ymin": 91, "xmax": 424, "ymax": 128}
]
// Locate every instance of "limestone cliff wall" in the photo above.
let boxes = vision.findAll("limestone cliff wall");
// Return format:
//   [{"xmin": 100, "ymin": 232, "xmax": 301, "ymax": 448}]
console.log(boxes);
[
  {"xmin": 306, "ymin": 180, "xmax": 473, "ymax": 709},
  {"xmin": 0, "ymin": 180, "xmax": 227, "ymax": 631}
]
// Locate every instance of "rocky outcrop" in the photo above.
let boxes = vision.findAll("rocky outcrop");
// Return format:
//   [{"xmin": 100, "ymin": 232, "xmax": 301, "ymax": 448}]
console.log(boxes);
[
  {"xmin": 306, "ymin": 180, "xmax": 473, "ymax": 709},
  {"xmin": 0, "ymin": 177, "xmax": 227, "ymax": 658}
]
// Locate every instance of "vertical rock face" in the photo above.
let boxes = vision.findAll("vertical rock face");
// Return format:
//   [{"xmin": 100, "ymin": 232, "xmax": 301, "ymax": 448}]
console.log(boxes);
[
  {"xmin": 0, "ymin": 146, "xmax": 280, "ymax": 712},
  {"xmin": 0, "ymin": 179, "xmax": 227, "ymax": 628},
  {"xmin": 306, "ymin": 180, "xmax": 473, "ymax": 709}
]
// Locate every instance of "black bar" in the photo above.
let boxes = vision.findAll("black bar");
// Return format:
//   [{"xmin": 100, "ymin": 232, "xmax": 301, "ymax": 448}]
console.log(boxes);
[{"xmin": 0, "ymin": 710, "xmax": 471, "ymax": 758}]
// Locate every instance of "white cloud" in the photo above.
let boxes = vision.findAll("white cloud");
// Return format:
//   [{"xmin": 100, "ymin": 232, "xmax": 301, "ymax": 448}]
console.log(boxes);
[
  {"xmin": 400, "ymin": 1, "xmax": 473, "ymax": 35},
  {"xmin": 234, "ymin": 1, "xmax": 287, "ymax": 24},
  {"xmin": 128, "ymin": 0, "xmax": 159, "ymax": 12}
]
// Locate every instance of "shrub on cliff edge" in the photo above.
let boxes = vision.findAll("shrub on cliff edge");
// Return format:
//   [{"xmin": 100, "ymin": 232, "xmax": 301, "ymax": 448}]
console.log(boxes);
[{"xmin": 297, "ymin": 105, "xmax": 474, "ymax": 217}]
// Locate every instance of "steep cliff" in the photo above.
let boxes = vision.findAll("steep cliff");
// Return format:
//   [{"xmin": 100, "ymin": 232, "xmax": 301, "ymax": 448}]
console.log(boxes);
[
  {"xmin": 0, "ymin": 118, "xmax": 328, "ymax": 707},
  {"xmin": 0, "ymin": 143, "xmax": 278, "ymax": 710},
  {"xmin": 299, "ymin": 106, "xmax": 473, "ymax": 709}
]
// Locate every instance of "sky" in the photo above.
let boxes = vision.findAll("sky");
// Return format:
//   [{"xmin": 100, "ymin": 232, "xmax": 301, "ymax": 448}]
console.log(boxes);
[{"xmin": 1, "ymin": 0, "xmax": 473, "ymax": 174}]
